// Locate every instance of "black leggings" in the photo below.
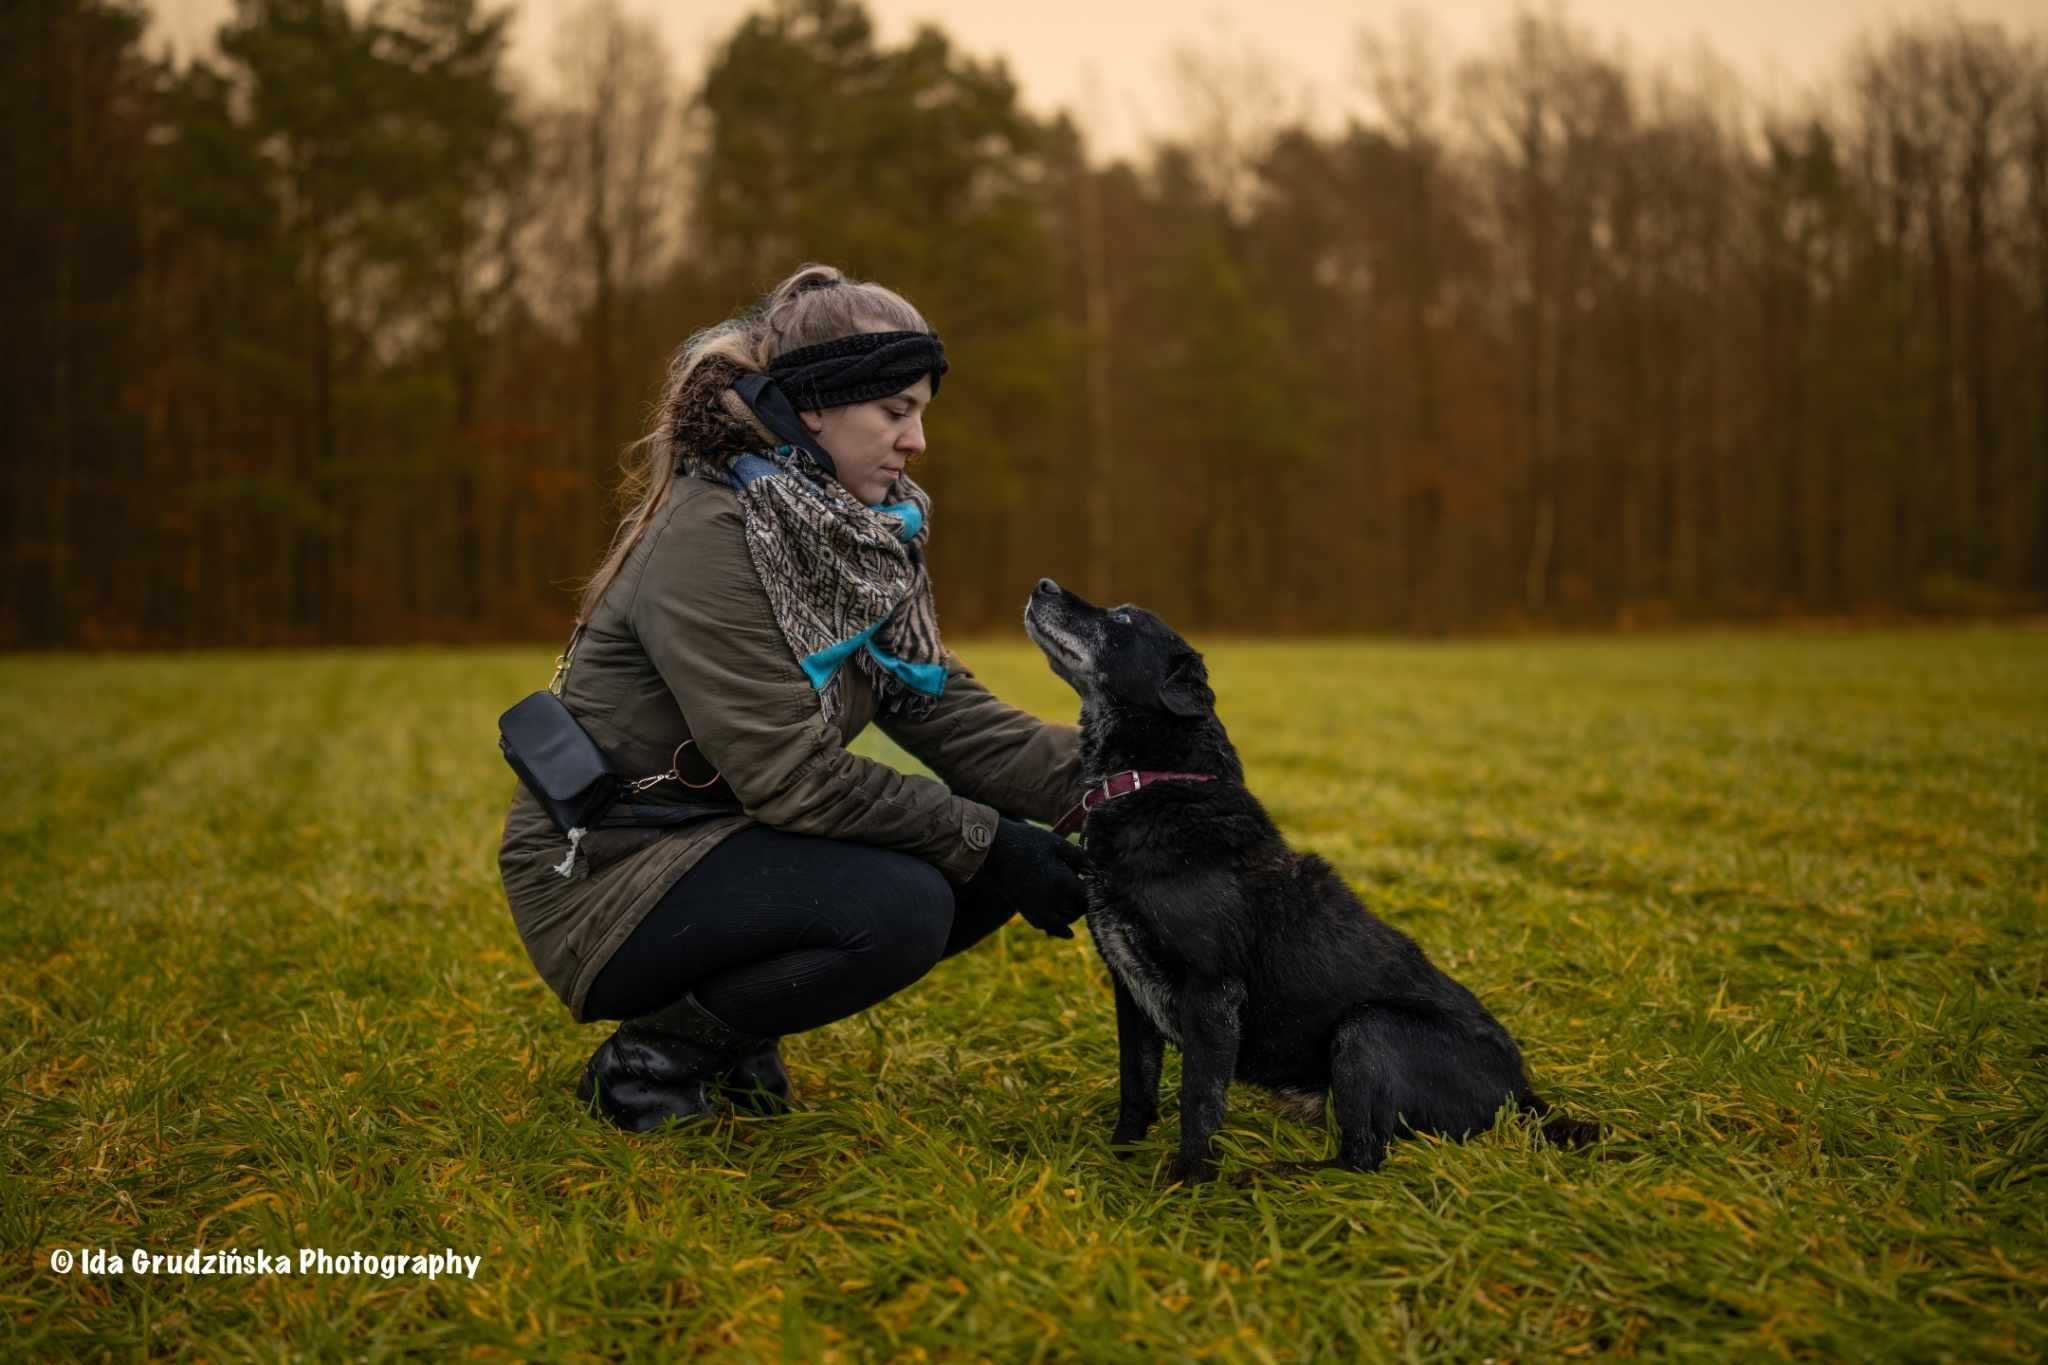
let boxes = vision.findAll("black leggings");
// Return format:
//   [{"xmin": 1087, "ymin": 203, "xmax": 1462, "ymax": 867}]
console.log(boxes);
[{"xmin": 583, "ymin": 825, "xmax": 1015, "ymax": 1035}]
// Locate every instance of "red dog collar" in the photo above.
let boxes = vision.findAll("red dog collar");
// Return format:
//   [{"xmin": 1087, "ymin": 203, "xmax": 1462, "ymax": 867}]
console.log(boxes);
[{"xmin": 1052, "ymin": 770, "xmax": 1216, "ymax": 837}]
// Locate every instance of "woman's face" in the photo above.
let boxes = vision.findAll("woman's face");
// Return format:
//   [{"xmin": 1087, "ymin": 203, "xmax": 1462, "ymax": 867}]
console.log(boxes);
[{"xmin": 799, "ymin": 374, "xmax": 933, "ymax": 506}]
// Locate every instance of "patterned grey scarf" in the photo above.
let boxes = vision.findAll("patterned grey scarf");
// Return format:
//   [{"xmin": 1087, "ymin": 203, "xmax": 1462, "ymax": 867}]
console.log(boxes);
[{"xmin": 680, "ymin": 439, "xmax": 945, "ymax": 724}]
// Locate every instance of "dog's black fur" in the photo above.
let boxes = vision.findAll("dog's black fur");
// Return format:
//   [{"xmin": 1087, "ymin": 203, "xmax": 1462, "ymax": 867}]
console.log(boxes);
[{"xmin": 1024, "ymin": 579, "xmax": 1598, "ymax": 1183}]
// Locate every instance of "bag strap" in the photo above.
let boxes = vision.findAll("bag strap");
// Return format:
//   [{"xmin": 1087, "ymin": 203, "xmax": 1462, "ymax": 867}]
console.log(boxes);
[{"xmin": 548, "ymin": 621, "xmax": 587, "ymax": 697}]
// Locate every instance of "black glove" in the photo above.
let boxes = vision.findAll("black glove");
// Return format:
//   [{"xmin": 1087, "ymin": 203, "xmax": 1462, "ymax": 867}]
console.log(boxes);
[{"xmin": 966, "ymin": 816, "xmax": 1090, "ymax": 939}]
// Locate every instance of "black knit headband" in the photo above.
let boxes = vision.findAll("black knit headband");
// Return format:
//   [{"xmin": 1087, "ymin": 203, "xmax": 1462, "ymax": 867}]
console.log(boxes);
[{"xmin": 767, "ymin": 330, "xmax": 948, "ymax": 412}]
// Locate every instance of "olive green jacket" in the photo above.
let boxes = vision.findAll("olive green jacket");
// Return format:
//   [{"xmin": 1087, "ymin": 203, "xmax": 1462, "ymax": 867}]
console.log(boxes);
[{"xmin": 497, "ymin": 476, "xmax": 1083, "ymax": 1022}]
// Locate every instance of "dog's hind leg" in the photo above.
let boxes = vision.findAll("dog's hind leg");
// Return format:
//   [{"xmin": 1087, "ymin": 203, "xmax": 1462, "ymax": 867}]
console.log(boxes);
[
  {"xmin": 1334, "ymin": 1007, "xmax": 1564, "ymax": 1170},
  {"xmin": 1108, "ymin": 973, "xmax": 1165, "ymax": 1149},
  {"xmin": 1328, "ymin": 1010, "xmax": 1400, "ymax": 1172},
  {"xmin": 1168, "ymin": 976, "xmax": 1246, "ymax": 1185}
]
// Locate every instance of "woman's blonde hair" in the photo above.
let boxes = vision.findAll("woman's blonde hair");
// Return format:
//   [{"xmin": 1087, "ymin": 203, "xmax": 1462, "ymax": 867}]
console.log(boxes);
[{"xmin": 576, "ymin": 263, "xmax": 931, "ymax": 622}]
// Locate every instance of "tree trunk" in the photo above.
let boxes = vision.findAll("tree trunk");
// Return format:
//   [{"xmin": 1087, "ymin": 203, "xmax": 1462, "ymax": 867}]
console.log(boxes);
[
  {"xmin": 1078, "ymin": 165, "xmax": 1115, "ymax": 599},
  {"xmin": 1963, "ymin": 109, "xmax": 1998, "ymax": 580},
  {"xmin": 295, "ymin": 218, "xmax": 335, "ymax": 633}
]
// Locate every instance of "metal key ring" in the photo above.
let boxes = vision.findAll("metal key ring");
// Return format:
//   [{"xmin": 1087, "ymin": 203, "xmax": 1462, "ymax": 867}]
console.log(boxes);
[{"xmin": 672, "ymin": 739, "xmax": 724, "ymax": 790}]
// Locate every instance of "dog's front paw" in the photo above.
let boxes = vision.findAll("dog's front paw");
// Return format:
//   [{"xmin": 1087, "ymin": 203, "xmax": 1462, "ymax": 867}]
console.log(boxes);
[
  {"xmin": 1109, "ymin": 1118, "xmax": 1152, "ymax": 1151},
  {"xmin": 1167, "ymin": 1154, "xmax": 1216, "ymax": 1186}
]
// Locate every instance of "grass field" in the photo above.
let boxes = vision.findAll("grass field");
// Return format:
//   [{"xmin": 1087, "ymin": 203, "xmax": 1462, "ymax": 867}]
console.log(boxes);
[{"xmin": 3, "ymin": 629, "xmax": 2045, "ymax": 1359}]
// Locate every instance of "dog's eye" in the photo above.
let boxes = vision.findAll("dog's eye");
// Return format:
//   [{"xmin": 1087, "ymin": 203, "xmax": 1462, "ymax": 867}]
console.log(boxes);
[{"xmin": 1110, "ymin": 610, "xmax": 1132, "ymax": 624}]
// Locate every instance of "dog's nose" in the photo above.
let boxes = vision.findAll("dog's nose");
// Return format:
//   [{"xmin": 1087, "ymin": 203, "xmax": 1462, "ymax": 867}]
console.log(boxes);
[{"xmin": 1036, "ymin": 577, "xmax": 1059, "ymax": 596}]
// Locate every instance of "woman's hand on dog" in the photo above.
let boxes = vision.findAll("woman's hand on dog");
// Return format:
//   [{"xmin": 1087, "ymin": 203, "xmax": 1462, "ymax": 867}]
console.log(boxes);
[{"xmin": 971, "ymin": 816, "xmax": 1090, "ymax": 939}]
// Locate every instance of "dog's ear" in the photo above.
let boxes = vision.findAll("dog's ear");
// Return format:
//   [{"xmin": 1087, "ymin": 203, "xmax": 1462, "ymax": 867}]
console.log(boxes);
[{"xmin": 1160, "ymin": 652, "xmax": 1214, "ymax": 718}]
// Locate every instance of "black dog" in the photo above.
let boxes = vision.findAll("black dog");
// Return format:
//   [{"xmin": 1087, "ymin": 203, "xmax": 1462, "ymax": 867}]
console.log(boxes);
[{"xmin": 1024, "ymin": 579, "xmax": 1597, "ymax": 1183}]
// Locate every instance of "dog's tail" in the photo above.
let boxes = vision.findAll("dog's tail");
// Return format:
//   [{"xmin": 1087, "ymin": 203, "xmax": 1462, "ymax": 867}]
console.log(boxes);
[{"xmin": 1523, "ymin": 1092, "xmax": 1600, "ymax": 1149}]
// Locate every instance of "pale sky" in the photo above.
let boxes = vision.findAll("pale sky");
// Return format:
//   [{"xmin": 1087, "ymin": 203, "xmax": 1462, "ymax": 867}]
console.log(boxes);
[{"xmin": 148, "ymin": 0, "xmax": 2045, "ymax": 161}]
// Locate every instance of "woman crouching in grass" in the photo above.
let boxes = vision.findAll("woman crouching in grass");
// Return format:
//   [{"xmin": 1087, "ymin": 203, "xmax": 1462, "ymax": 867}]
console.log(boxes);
[{"xmin": 498, "ymin": 263, "xmax": 1088, "ymax": 1132}]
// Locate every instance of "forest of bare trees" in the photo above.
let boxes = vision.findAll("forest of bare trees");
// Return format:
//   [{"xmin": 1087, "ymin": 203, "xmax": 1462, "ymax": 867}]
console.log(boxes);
[{"xmin": 7, "ymin": 0, "xmax": 2046, "ymax": 646}]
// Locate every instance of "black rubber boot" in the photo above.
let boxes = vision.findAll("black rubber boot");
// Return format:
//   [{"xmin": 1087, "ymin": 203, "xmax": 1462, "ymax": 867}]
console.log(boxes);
[
  {"xmin": 576, "ymin": 991, "xmax": 770, "ymax": 1133},
  {"xmin": 719, "ymin": 1043, "xmax": 793, "ymax": 1115}
]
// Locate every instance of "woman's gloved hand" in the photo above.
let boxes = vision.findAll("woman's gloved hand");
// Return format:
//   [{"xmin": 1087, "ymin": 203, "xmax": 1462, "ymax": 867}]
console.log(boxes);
[{"xmin": 967, "ymin": 816, "xmax": 1090, "ymax": 938}]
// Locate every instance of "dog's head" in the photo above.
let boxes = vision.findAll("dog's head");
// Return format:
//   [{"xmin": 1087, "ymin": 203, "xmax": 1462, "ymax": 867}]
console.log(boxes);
[{"xmin": 1023, "ymin": 578, "xmax": 1216, "ymax": 720}]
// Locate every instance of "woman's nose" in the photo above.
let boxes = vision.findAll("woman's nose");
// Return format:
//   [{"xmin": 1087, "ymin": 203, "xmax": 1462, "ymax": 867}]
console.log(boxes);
[{"xmin": 897, "ymin": 416, "xmax": 925, "ymax": 454}]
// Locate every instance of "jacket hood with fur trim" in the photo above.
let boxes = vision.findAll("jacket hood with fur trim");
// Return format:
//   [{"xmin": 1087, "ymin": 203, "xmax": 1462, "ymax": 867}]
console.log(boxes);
[{"xmin": 667, "ymin": 357, "xmax": 779, "ymax": 469}]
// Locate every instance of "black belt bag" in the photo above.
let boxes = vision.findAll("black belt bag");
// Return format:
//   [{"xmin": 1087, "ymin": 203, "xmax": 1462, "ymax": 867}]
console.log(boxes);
[
  {"xmin": 498, "ymin": 690, "xmax": 619, "ymax": 836},
  {"xmin": 498, "ymin": 686, "xmax": 733, "ymax": 878}
]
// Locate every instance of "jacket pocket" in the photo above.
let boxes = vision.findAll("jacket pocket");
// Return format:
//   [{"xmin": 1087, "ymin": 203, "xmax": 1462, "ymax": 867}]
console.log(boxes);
[
  {"xmin": 577, "ymin": 803, "xmax": 735, "ymax": 876},
  {"xmin": 577, "ymin": 824, "xmax": 672, "ymax": 877}
]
